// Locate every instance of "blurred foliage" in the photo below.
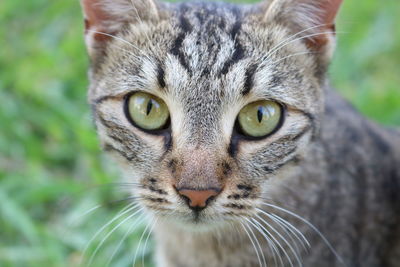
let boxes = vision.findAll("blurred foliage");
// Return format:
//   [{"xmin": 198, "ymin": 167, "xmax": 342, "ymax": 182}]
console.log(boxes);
[
  {"xmin": 331, "ymin": 0, "xmax": 400, "ymax": 125},
  {"xmin": 0, "ymin": 0, "xmax": 399, "ymax": 266}
]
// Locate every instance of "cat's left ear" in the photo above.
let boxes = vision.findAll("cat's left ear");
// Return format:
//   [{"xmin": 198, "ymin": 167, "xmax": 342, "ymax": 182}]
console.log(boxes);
[
  {"xmin": 263, "ymin": 0, "xmax": 343, "ymax": 62},
  {"xmin": 80, "ymin": 0, "xmax": 160, "ymax": 58}
]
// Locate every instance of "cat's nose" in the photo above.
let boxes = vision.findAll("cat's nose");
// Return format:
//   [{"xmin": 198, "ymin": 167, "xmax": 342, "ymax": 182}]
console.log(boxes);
[{"xmin": 177, "ymin": 188, "xmax": 220, "ymax": 209}]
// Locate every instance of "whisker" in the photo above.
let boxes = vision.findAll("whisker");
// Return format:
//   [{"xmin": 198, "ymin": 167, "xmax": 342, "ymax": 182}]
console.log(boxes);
[
  {"xmin": 67, "ymin": 196, "xmax": 142, "ymax": 231},
  {"xmin": 106, "ymin": 213, "xmax": 146, "ymax": 267},
  {"xmin": 128, "ymin": 0, "xmax": 160, "ymax": 54},
  {"xmin": 240, "ymin": 221, "xmax": 263, "ymax": 267},
  {"xmin": 87, "ymin": 207, "xmax": 144, "ymax": 266},
  {"xmin": 243, "ymin": 218, "xmax": 267, "ymax": 267},
  {"xmin": 79, "ymin": 203, "xmax": 139, "ymax": 266},
  {"xmin": 262, "ymin": 22, "xmax": 337, "ymax": 60},
  {"xmin": 253, "ymin": 215, "xmax": 302, "ymax": 267},
  {"xmin": 106, "ymin": 182, "xmax": 144, "ymax": 187},
  {"xmin": 258, "ymin": 199, "xmax": 312, "ymax": 249},
  {"xmin": 132, "ymin": 219, "xmax": 152, "ymax": 266},
  {"xmin": 244, "ymin": 217, "xmax": 275, "ymax": 267},
  {"xmin": 264, "ymin": 212, "xmax": 303, "ymax": 255},
  {"xmin": 75, "ymin": 204, "xmax": 103, "ymax": 222},
  {"xmin": 256, "ymin": 211, "xmax": 300, "ymax": 266},
  {"xmin": 106, "ymin": 196, "xmax": 143, "ymax": 206},
  {"xmin": 86, "ymin": 30, "xmax": 140, "ymax": 51},
  {"xmin": 260, "ymin": 31, "xmax": 344, "ymax": 66},
  {"xmin": 142, "ymin": 218, "xmax": 158, "ymax": 267},
  {"xmin": 254, "ymin": 217, "xmax": 281, "ymax": 267},
  {"xmin": 86, "ymin": 30, "xmax": 153, "ymax": 61},
  {"xmin": 269, "ymin": 51, "xmax": 319, "ymax": 66},
  {"xmin": 268, "ymin": 212, "xmax": 310, "ymax": 250},
  {"xmin": 89, "ymin": 182, "xmax": 143, "ymax": 187},
  {"xmin": 246, "ymin": 218, "xmax": 283, "ymax": 267},
  {"xmin": 278, "ymin": 30, "xmax": 342, "ymax": 55},
  {"xmin": 260, "ymin": 202, "xmax": 347, "ymax": 266}
]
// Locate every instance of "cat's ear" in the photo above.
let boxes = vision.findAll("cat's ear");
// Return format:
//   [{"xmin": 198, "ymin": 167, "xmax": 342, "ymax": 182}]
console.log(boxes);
[
  {"xmin": 263, "ymin": 0, "xmax": 343, "ymax": 61},
  {"xmin": 80, "ymin": 0, "xmax": 160, "ymax": 57}
]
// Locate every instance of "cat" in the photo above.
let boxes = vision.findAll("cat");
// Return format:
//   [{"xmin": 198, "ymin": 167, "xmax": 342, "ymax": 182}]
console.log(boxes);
[{"xmin": 80, "ymin": 0, "xmax": 400, "ymax": 266}]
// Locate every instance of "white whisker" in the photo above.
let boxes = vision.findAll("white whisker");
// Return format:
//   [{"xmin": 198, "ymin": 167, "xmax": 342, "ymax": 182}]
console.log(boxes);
[
  {"xmin": 128, "ymin": 0, "xmax": 160, "ymax": 54},
  {"xmin": 254, "ymin": 214, "xmax": 303, "ymax": 267},
  {"xmin": 106, "ymin": 213, "xmax": 146, "ymax": 267},
  {"xmin": 256, "ymin": 215, "xmax": 299, "ymax": 266},
  {"xmin": 86, "ymin": 30, "xmax": 152, "ymax": 61},
  {"xmin": 243, "ymin": 218, "xmax": 267, "ymax": 267},
  {"xmin": 72, "ymin": 204, "xmax": 102, "ymax": 225},
  {"xmin": 264, "ymin": 212, "xmax": 302, "ymax": 255},
  {"xmin": 142, "ymin": 218, "xmax": 158, "ymax": 267},
  {"xmin": 240, "ymin": 221, "xmax": 263, "ymax": 267},
  {"xmin": 260, "ymin": 202, "xmax": 346, "ymax": 266},
  {"xmin": 246, "ymin": 217, "xmax": 284, "ymax": 267},
  {"xmin": 269, "ymin": 51, "xmax": 318, "ymax": 66},
  {"xmin": 261, "ymin": 31, "xmax": 340, "ymax": 65},
  {"xmin": 133, "ymin": 219, "xmax": 152, "ymax": 266},
  {"xmin": 245, "ymin": 217, "xmax": 277, "ymax": 267},
  {"xmin": 268, "ymin": 212, "xmax": 310, "ymax": 250},
  {"xmin": 79, "ymin": 202, "xmax": 138, "ymax": 266},
  {"xmin": 87, "ymin": 207, "xmax": 144, "ymax": 266},
  {"xmin": 262, "ymin": 23, "xmax": 333, "ymax": 60}
]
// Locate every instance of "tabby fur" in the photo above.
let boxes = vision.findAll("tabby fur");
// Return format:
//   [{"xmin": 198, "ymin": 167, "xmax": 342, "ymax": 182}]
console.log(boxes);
[{"xmin": 81, "ymin": 0, "xmax": 400, "ymax": 266}]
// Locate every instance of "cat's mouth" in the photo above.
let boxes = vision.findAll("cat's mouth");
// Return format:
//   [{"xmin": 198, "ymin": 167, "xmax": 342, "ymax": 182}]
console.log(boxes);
[
  {"xmin": 164, "ymin": 209, "xmax": 231, "ymax": 231},
  {"xmin": 140, "ymin": 191, "xmax": 247, "ymax": 231},
  {"xmin": 137, "ymin": 178, "xmax": 257, "ymax": 229}
]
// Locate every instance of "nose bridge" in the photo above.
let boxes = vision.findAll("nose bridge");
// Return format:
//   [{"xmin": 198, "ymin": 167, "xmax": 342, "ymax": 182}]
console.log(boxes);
[
  {"xmin": 179, "ymin": 80, "xmax": 223, "ymax": 145},
  {"xmin": 175, "ymin": 147, "xmax": 223, "ymax": 191}
]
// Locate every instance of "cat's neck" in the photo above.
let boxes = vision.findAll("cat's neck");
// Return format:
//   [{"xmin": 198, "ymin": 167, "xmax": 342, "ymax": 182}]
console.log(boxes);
[{"xmin": 153, "ymin": 219, "xmax": 254, "ymax": 267}]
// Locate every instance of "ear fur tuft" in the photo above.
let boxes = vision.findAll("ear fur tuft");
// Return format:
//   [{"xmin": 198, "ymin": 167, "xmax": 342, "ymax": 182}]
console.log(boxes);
[
  {"xmin": 264, "ymin": 0, "xmax": 343, "ymax": 60},
  {"xmin": 80, "ymin": 0, "xmax": 160, "ymax": 57}
]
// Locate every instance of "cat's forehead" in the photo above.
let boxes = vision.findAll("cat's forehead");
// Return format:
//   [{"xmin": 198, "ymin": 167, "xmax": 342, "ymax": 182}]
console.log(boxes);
[
  {"xmin": 95, "ymin": 1, "xmax": 318, "ymax": 114},
  {"xmin": 161, "ymin": 3, "xmax": 316, "ymax": 106}
]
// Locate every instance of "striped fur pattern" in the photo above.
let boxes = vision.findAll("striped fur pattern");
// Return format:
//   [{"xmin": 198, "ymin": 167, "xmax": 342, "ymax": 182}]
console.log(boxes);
[{"xmin": 81, "ymin": 0, "xmax": 400, "ymax": 266}]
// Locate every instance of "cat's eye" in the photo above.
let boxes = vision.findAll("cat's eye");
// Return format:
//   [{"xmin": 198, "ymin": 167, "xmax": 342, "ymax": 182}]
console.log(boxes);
[
  {"xmin": 237, "ymin": 100, "xmax": 283, "ymax": 138},
  {"xmin": 125, "ymin": 92, "xmax": 170, "ymax": 131}
]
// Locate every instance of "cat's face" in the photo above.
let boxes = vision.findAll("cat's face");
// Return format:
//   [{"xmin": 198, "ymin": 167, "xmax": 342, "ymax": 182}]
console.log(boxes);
[{"xmin": 82, "ymin": 0, "xmax": 341, "ymax": 229}]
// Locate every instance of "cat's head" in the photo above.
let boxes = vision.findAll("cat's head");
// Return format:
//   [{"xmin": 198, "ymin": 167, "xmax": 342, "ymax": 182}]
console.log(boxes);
[{"xmin": 81, "ymin": 0, "xmax": 342, "ymax": 229}]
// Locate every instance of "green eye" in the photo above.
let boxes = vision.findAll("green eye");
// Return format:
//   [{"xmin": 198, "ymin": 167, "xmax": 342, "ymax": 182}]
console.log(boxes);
[
  {"xmin": 237, "ymin": 100, "xmax": 283, "ymax": 138},
  {"xmin": 126, "ymin": 92, "xmax": 170, "ymax": 131}
]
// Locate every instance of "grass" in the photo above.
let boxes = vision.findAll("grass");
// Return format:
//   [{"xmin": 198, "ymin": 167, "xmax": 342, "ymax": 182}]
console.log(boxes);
[{"xmin": 0, "ymin": 0, "xmax": 399, "ymax": 266}]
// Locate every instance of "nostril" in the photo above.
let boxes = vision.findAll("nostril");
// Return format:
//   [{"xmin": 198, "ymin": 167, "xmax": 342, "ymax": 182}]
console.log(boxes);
[
  {"xmin": 180, "ymin": 194, "xmax": 191, "ymax": 206},
  {"xmin": 205, "ymin": 196, "xmax": 215, "ymax": 206},
  {"xmin": 177, "ymin": 188, "xmax": 220, "ymax": 209}
]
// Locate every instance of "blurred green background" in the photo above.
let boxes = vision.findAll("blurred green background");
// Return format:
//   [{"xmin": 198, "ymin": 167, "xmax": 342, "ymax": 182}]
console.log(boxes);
[{"xmin": 0, "ymin": 0, "xmax": 399, "ymax": 266}]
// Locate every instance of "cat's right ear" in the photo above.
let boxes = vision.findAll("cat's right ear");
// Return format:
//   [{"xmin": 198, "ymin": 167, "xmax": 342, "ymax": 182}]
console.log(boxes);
[
  {"xmin": 80, "ymin": 0, "xmax": 160, "ymax": 58},
  {"xmin": 262, "ymin": 0, "xmax": 343, "ymax": 64}
]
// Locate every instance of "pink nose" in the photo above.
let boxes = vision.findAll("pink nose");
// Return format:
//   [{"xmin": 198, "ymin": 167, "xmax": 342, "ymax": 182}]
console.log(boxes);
[{"xmin": 178, "ymin": 189, "xmax": 220, "ymax": 208}]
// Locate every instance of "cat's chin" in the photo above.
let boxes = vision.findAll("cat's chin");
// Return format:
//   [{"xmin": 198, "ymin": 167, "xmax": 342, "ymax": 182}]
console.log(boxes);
[
  {"xmin": 155, "ymin": 212, "xmax": 230, "ymax": 233},
  {"xmin": 177, "ymin": 220, "xmax": 225, "ymax": 232}
]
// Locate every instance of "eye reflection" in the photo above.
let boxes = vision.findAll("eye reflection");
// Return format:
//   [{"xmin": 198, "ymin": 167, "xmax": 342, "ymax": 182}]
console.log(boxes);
[
  {"xmin": 237, "ymin": 100, "xmax": 282, "ymax": 138},
  {"xmin": 126, "ymin": 92, "xmax": 170, "ymax": 131}
]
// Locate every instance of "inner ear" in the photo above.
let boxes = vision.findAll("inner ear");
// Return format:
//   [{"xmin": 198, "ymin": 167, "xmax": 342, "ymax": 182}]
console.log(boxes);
[
  {"xmin": 82, "ymin": 0, "xmax": 111, "ymax": 33},
  {"xmin": 80, "ymin": 0, "xmax": 160, "ymax": 56},
  {"xmin": 263, "ymin": 0, "xmax": 343, "ymax": 52},
  {"xmin": 319, "ymin": 0, "xmax": 343, "ymax": 28},
  {"xmin": 82, "ymin": 0, "xmax": 129, "ymax": 43}
]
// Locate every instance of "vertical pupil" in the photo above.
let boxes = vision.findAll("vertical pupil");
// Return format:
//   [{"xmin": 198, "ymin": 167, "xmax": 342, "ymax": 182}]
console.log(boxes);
[
  {"xmin": 257, "ymin": 106, "xmax": 263, "ymax": 123},
  {"xmin": 146, "ymin": 99, "xmax": 153, "ymax": 115}
]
